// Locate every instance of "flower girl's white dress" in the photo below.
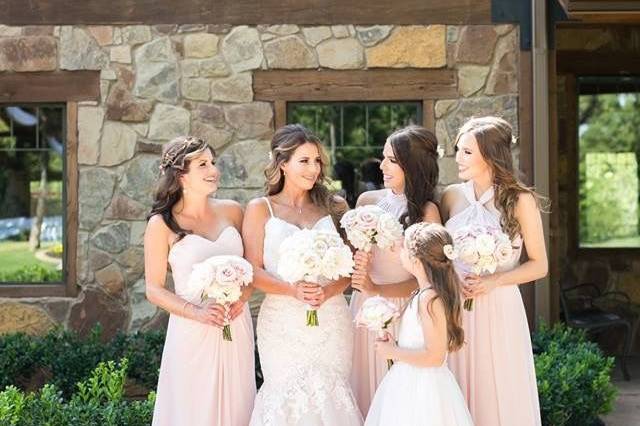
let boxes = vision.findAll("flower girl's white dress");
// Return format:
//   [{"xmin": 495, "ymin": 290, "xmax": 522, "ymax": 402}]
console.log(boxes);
[{"xmin": 365, "ymin": 289, "xmax": 473, "ymax": 426}]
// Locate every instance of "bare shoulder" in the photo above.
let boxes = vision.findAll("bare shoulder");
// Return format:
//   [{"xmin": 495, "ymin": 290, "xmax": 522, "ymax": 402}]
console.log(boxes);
[
  {"xmin": 145, "ymin": 214, "xmax": 172, "ymax": 242},
  {"xmin": 355, "ymin": 189, "xmax": 386, "ymax": 207},
  {"xmin": 245, "ymin": 196, "xmax": 271, "ymax": 219},
  {"xmin": 146, "ymin": 214, "xmax": 170, "ymax": 233},
  {"xmin": 212, "ymin": 198, "xmax": 244, "ymax": 228},
  {"xmin": 515, "ymin": 191, "xmax": 538, "ymax": 212},
  {"xmin": 441, "ymin": 184, "xmax": 464, "ymax": 205},
  {"xmin": 418, "ymin": 289, "xmax": 445, "ymax": 317},
  {"xmin": 423, "ymin": 201, "xmax": 442, "ymax": 224}
]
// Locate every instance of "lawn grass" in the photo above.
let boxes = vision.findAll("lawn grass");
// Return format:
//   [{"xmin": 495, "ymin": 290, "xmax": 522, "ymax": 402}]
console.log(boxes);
[{"xmin": 0, "ymin": 240, "xmax": 59, "ymax": 275}]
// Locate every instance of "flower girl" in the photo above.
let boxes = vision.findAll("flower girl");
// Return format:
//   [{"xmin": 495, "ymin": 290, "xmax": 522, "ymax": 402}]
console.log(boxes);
[{"xmin": 365, "ymin": 223, "xmax": 473, "ymax": 426}]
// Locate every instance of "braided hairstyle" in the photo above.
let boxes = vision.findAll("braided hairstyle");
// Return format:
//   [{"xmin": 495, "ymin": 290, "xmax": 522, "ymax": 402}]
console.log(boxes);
[
  {"xmin": 404, "ymin": 222, "xmax": 464, "ymax": 351},
  {"xmin": 147, "ymin": 136, "xmax": 213, "ymax": 240}
]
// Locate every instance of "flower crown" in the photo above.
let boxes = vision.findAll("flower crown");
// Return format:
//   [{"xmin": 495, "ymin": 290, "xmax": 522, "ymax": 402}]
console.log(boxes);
[{"xmin": 159, "ymin": 136, "xmax": 205, "ymax": 174}]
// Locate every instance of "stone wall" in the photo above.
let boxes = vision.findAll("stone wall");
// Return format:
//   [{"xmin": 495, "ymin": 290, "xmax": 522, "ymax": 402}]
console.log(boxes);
[{"xmin": 0, "ymin": 23, "xmax": 519, "ymax": 338}]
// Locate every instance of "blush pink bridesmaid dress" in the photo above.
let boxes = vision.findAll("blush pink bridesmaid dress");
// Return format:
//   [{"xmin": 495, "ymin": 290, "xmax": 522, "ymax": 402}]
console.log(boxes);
[
  {"xmin": 349, "ymin": 189, "xmax": 414, "ymax": 416},
  {"xmin": 445, "ymin": 180, "xmax": 541, "ymax": 426},
  {"xmin": 152, "ymin": 227, "xmax": 256, "ymax": 426}
]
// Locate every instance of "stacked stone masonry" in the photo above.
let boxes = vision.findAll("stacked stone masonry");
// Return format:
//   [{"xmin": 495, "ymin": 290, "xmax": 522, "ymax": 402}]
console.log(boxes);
[{"xmin": 0, "ymin": 23, "xmax": 519, "ymax": 337}]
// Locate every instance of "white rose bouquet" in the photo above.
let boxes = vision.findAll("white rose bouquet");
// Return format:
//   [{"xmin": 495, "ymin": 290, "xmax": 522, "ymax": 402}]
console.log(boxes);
[
  {"xmin": 187, "ymin": 255, "xmax": 253, "ymax": 341},
  {"xmin": 444, "ymin": 225, "xmax": 515, "ymax": 310},
  {"xmin": 355, "ymin": 295, "xmax": 400, "ymax": 368},
  {"xmin": 277, "ymin": 229, "xmax": 354, "ymax": 326},
  {"xmin": 340, "ymin": 205, "xmax": 403, "ymax": 252}
]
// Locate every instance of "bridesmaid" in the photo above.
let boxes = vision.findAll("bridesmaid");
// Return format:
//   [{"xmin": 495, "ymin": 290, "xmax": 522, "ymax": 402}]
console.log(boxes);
[
  {"xmin": 350, "ymin": 126, "xmax": 442, "ymax": 415},
  {"xmin": 144, "ymin": 136, "xmax": 256, "ymax": 426},
  {"xmin": 442, "ymin": 116, "xmax": 547, "ymax": 426}
]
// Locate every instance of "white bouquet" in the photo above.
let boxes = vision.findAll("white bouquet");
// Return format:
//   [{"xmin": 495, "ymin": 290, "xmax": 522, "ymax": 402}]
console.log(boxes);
[
  {"xmin": 355, "ymin": 295, "xmax": 400, "ymax": 368},
  {"xmin": 340, "ymin": 205, "xmax": 403, "ymax": 252},
  {"xmin": 444, "ymin": 225, "xmax": 514, "ymax": 310},
  {"xmin": 277, "ymin": 229, "xmax": 354, "ymax": 326},
  {"xmin": 187, "ymin": 255, "xmax": 253, "ymax": 340}
]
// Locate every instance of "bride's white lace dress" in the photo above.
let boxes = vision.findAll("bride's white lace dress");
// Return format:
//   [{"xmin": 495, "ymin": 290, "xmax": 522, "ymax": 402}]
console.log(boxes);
[{"xmin": 249, "ymin": 198, "xmax": 363, "ymax": 426}]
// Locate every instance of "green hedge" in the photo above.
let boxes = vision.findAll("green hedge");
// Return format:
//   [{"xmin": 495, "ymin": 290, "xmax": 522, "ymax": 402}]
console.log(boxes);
[
  {"xmin": 0, "ymin": 326, "xmax": 163, "ymax": 398},
  {"xmin": 0, "ymin": 322, "xmax": 617, "ymax": 425},
  {"xmin": 0, "ymin": 265, "xmax": 62, "ymax": 283},
  {"xmin": 0, "ymin": 359, "xmax": 155, "ymax": 426},
  {"xmin": 533, "ymin": 323, "xmax": 617, "ymax": 426}
]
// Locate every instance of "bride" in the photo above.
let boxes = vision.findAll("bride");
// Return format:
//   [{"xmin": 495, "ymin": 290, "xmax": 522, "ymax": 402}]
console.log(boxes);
[{"xmin": 243, "ymin": 124, "xmax": 363, "ymax": 425}]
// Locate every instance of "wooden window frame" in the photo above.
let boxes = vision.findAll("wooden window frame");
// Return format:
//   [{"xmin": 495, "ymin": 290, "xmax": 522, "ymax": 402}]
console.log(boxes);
[
  {"xmin": 253, "ymin": 69, "xmax": 459, "ymax": 133},
  {"xmin": 0, "ymin": 71, "xmax": 100, "ymax": 297},
  {"xmin": 557, "ymin": 51, "xmax": 640, "ymax": 258}
]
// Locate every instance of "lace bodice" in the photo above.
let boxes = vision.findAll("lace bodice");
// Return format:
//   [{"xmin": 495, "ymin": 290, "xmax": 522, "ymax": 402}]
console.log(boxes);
[{"xmin": 251, "ymin": 197, "xmax": 362, "ymax": 426}]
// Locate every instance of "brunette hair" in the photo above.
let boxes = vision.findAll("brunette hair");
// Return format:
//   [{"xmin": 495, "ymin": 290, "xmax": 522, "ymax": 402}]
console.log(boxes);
[
  {"xmin": 264, "ymin": 124, "xmax": 346, "ymax": 225},
  {"xmin": 147, "ymin": 136, "xmax": 213, "ymax": 240},
  {"xmin": 387, "ymin": 126, "xmax": 440, "ymax": 228},
  {"xmin": 455, "ymin": 116, "xmax": 546, "ymax": 239},
  {"xmin": 404, "ymin": 223, "xmax": 464, "ymax": 351}
]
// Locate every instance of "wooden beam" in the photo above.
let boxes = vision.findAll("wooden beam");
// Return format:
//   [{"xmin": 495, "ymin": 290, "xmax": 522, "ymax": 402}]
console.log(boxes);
[
  {"xmin": 0, "ymin": 71, "xmax": 100, "ymax": 103},
  {"xmin": 556, "ymin": 51, "xmax": 640, "ymax": 74},
  {"xmin": 518, "ymin": 49, "xmax": 536, "ymax": 328},
  {"xmin": 274, "ymin": 100, "xmax": 287, "ymax": 129},
  {"xmin": 422, "ymin": 100, "xmax": 435, "ymax": 132},
  {"xmin": 254, "ymin": 69, "xmax": 457, "ymax": 102},
  {"xmin": 548, "ymin": 51, "xmax": 561, "ymax": 322},
  {"xmin": 4, "ymin": 0, "xmax": 491, "ymax": 25},
  {"xmin": 65, "ymin": 101, "xmax": 79, "ymax": 297}
]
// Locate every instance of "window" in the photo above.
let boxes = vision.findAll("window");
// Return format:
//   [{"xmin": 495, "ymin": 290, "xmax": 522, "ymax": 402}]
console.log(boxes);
[
  {"xmin": 0, "ymin": 105, "xmax": 66, "ymax": 283},
  {"xmin": 0, "ymin": 70, "xmax": 98, "ymax": 297},
  {"xmin": 578, "ymin": 76, "xmax": 640, "ymax": 248},
  {"xmin": 288, "ymin": 101, "xmax": 422, "ymax": 206}
]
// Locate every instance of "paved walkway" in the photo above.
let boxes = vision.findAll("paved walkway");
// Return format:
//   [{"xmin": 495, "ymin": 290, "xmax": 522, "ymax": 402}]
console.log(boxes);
[{"xmin": 602, "ymin": 356, "xmax": 640, "ymax": 425}]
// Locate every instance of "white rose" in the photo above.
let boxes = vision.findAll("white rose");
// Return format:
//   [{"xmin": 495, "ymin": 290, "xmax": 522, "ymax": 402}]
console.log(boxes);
[
  {"xmin": 477, "ymin": 255, "xmax": 497, "ymax": 274},
  {"xmin": 443, "ymin": 244, "xmax": 458, "ymax": 260},
  {"xmin": 458, "ymin": 241, "xmax": 480, "ymax": 265},
  {"xmin": 376, "ymin": 214, "xmax": 403, "ymax": 248},
  {"xmin": 495, "ymin": 242, "xmax": 514, "ymax": 265},
  {"xmin": 348, "ymin": 229, "xmax": 372, "ymax": 251},
  {"xmin": 215, "ymin": 264, "xmax": 239, "ymax": 285},
  {"xmin": 475, "ymin": 234, "xmax": 496, "ymax": 257},
  {"xmin": 355, "ymin": 208, "xmax": 379, "ymax": 231}
]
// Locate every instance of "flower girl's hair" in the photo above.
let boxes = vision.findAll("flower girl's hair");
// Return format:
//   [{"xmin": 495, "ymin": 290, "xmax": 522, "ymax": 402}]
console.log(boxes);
[
  {"xmin": 387, "ymin": 126, "xmax": 440, "ymax": 229},
  {"xmin": 454, "ymin": 116, "xmax": 547, "ymax": 240},
  {"xmin": 147, "ymin": 136, "xmax": 213, "ymax": 239},
  {"xmin": 405, "ymin": 223, "xmax": 464, "ymax": 351},
  {"xmin": 264, "ymin": 124, "xmax": 346, "ymax": 224}
]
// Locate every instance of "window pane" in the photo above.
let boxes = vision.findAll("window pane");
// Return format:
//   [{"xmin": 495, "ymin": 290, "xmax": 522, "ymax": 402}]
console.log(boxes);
[
  {"xmin": 0, "ymin": 105, "xmax": 65, "ymax": 283},
  {"xmin": 288, "ymin": 101, "xmax": 421, "ymax": 206},
  {"xmin": 578, "ymin": 83, "xmax": 640, "ymax": 248}
]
